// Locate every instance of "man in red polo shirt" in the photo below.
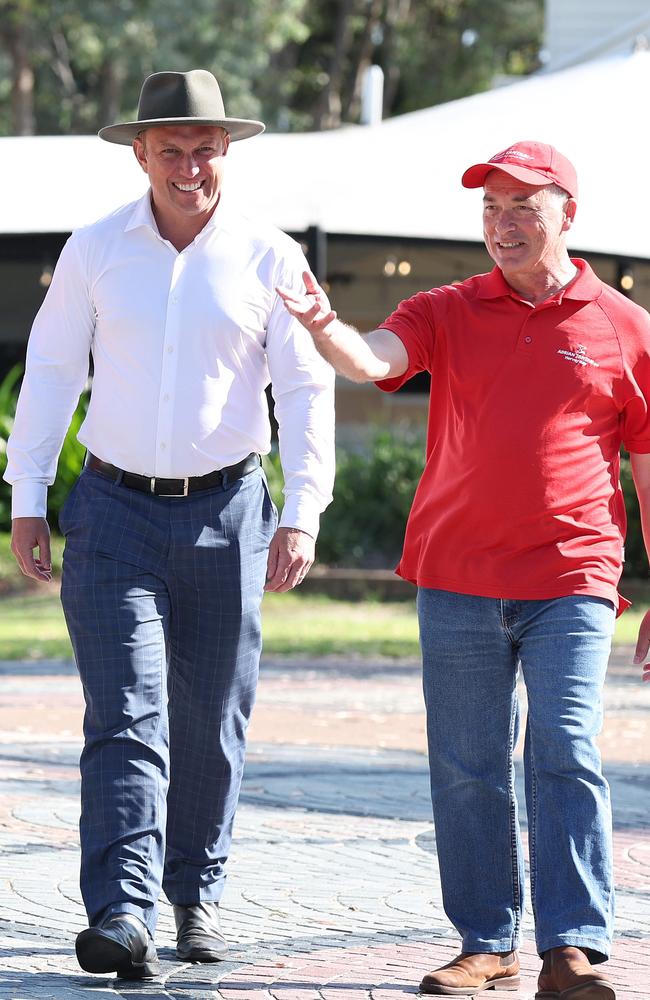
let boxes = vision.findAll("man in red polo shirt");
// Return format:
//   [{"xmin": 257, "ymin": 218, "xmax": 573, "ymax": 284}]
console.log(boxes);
[{"xmin": 278, "ymin": 141, "xmax": 650, "ymax": 999}]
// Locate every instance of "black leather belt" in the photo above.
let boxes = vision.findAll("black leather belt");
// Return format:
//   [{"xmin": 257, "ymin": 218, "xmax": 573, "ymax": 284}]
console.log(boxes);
[{"xmin": 85, "ymin": 451, "xmax": 261, "ymax": 497}]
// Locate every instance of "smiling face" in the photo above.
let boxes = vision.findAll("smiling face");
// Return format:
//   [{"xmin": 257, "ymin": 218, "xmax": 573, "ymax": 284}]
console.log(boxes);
[
  {"xmin": 133, "ymin": 124, "xmax": 230, "ymax": 237},
  {"xmin": 482, "ymin": 170, "xmax": 576, "ymax": 284}
]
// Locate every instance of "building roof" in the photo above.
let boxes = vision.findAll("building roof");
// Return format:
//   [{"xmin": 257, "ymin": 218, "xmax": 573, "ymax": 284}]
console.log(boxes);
[
  {"xmin": 543, "ymin": 0, "xmax": 650, "ymax": 72},
  {"xmin": 1, "ymin": 50, "xmax": 648, "ymax": 259}
]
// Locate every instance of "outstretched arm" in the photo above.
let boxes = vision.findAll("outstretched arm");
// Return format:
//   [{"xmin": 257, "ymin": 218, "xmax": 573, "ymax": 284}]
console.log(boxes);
[{"xmin": 277, "ymin": 269, "xmax": 408, "ymax": 383}]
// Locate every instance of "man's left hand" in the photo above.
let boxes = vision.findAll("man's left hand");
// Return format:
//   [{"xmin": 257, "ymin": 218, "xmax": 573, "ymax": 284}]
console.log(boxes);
[
  {"xmin": 265, "ymin": 527, "xmax": 315, "ymax": 593},
  {"xmin": 634, "ymin": 608, "xmax": 650, "ymax": 682}
]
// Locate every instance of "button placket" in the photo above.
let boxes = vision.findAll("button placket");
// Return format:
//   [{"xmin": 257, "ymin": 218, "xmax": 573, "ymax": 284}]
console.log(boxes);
[
  {"xmin": 155, "ymin": 256, "xmax": 186, "ymax": 476},
  {"xmin": 515, "ymin": 303, "xmax": 544, "ymax": 354}
]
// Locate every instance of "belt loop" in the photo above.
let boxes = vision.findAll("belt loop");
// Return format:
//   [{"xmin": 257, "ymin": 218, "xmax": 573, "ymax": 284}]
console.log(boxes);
[
  {"xmin": 115, "ymin": 469, "xmax": 125, "ymax": 486},
  {"xmin": 220, "ymin": 470, "xmax": 228, "ymax": 489}
]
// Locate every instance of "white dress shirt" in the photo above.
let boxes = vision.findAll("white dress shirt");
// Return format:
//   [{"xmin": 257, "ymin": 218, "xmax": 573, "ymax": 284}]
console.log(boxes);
[{"xmin": 5, "ymin": 191, "xmax": 335, "ymax": 537}]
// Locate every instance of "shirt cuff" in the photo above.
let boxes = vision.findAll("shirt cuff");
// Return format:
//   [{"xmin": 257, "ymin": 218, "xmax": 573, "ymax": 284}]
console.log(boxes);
[
  {"xmin": 279, "ymin": 492, "xmax": 322, "ymax": 539},
  {"xmin": 11, "ymin": 481, "xmax": 48, "ymax": 520}
]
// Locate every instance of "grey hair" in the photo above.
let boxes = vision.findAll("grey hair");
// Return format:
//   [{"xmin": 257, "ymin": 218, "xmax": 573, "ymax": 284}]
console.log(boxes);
[{"xmin": 546, "ymin": 183, "xmax": 572, "ymax": 203}]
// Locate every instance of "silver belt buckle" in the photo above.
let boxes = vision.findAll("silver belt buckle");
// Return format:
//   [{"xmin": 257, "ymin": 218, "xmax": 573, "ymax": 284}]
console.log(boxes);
[{"xmin": 150, "ymin": 477, "xmax": 190, "ymax": 497}]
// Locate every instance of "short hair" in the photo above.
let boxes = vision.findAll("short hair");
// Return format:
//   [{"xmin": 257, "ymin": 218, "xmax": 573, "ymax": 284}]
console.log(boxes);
[{"xmin": 546, "ymin": 183, "xmax": 571, "ymax": 203}]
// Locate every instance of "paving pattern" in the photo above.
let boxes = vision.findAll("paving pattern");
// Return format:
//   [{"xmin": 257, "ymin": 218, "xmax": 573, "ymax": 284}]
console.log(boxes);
[{"xmin": 0, "ymin": 647, "xmax": 648, "ymax": 999}]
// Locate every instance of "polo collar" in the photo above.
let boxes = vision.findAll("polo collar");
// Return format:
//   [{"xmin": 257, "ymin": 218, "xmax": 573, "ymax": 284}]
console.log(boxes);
[{"xmin": 477, "ymin": 259, "xmax": 602, "ymax": 304}]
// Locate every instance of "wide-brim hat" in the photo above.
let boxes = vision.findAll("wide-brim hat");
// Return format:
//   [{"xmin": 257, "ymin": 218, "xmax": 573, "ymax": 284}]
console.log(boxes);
[{"xmin": 98, "ymin": 69, "xmax": 265, "ymax": 145}]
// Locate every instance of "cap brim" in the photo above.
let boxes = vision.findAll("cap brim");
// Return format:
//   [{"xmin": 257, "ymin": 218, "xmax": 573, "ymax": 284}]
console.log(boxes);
[
  {"xmin": 461, "ymin": 162, "xmax": 555, "ymax": 189},
  {"xmin": 98, "ymin": 116, "xmax": 265, "ymax": 144}
]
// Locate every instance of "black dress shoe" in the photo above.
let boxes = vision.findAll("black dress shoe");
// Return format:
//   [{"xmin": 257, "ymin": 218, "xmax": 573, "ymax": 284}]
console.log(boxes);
[
  {"xmin": 75, "ymin": 913, "xmax": 160, "ymax": 979},
  {"xmin": 174, "ymin": 902, "xmax": 229, "ymax": 962}
]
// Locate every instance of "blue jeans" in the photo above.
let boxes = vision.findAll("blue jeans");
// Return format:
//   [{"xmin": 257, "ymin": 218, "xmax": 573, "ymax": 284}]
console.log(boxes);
[
  {"xmin": 59, "ymin": 465, "xmax": 276, "ymax": 934},
  {"xmin": 417, "ymin": 588, "xmax": 615, "ymax": 962}
]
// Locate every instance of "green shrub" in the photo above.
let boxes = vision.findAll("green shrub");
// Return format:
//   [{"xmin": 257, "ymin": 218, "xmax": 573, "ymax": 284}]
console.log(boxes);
[
  {"xmin": 0, "ymin": 365, "xmax": 21, "ymax": 531},
  {"xmin": 264, "ymin": 426, "xmax": 425, "ymax": 567},
  {"xmin": 0, "ymin": 364, "xmax": 648, "ymax": 579},
  {"xmin": 0, "ymin": 365, "xmax": 89, "ymax": 533},
  {"xmin": 267, "ymin": 429, "xmax": 649, "ymax": 576}
]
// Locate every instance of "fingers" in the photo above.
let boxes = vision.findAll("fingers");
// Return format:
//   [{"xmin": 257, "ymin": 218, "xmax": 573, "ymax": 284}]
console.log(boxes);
[
  {"xmin": 265, "ymin": 556, "xmax": 312, "ymax": 592},
  {"xmin": 634, "ymin": 619, "xmax": 650, "ymax": 663},
  {"xmin": 11, "ymin": 517, "xmax": 53, "ymax": 583},
  {"xmin": 276, "ymin": 271, "xmax": 336, "ymax": 335},
  {"xmin": 633, "ymin": 611, "xmax": 650, "ymax": 680},
  {"xmin": 276, "ymin": 288, "xmax": 337, "ymax": 330},
  {"xmin": 265, "ymin": 528, "xmax": 315, "ymax": 593},
  {"xmin": 265, "ymin": 549, "xmax": 310, "ymax": 592},
  {"xmin": 303, "ymin": 270, "xmax": 320, "ymax": 294},
  {"xmin": 265, "ymin": 536, "xmax": 280, "ymax": 590}
]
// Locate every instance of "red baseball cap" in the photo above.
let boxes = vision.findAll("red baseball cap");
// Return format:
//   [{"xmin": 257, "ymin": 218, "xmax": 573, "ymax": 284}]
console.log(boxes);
[{"xmin": 461, "ymin": 140, "xmax": 578, "ymax": 199}]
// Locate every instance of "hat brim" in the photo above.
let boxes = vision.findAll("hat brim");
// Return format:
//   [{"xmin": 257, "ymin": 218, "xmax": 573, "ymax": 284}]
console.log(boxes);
[
  {"xmin": 98, "ymin": 116, "xmax": 265, "ymax": 144},
  {"xmin": 462, "ymin": 162, "xmax": 556, "ymax": 190}
]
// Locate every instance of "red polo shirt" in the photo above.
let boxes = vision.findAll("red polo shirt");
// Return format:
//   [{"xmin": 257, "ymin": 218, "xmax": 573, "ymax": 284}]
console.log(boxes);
[{"xmin": 377, "ymin": 260, "xmax": 650, "ymax": 613}]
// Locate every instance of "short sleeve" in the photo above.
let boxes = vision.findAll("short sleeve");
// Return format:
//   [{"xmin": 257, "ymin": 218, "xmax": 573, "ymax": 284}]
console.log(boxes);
[{"xmin": 375, "ymin": 289, "xmax": 436, "ymax": 393}]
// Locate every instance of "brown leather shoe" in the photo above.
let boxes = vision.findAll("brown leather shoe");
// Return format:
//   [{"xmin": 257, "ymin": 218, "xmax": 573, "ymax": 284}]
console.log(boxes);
[
  {"xmin": 419, "ymin": 950, "xmax": 520, "ymax": 995},
  {"xmin": 535, "ymin": 946, "xmax": 615, "ymax": 999}
]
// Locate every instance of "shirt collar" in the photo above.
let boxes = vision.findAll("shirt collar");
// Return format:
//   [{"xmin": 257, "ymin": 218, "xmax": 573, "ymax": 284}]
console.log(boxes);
[
  {"xmin": 123, "ymin": 189, "xmax": 235, "ymax": 242},
  {"xmin": 476, "ymin": 258, "xmax": 602, "ymax": 304},
  {"xmin": 124, "ymin": 191, "xmax": 158, "ymax": 234}
]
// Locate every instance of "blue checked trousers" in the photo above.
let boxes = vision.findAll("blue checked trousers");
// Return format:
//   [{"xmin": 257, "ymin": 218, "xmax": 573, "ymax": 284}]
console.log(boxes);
[{"xmin": 59, "ymin": 464, "xmax": 276, "ymax": 933}]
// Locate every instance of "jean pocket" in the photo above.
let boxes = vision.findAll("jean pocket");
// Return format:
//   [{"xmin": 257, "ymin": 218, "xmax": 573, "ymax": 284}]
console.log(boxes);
[
  {"xmin": 261, "ymin": 472, "xmax": 279, "ymax": 526},
  {"xmin": 57, "ymin": 476, "xmax": 81, "ymax": 535}
]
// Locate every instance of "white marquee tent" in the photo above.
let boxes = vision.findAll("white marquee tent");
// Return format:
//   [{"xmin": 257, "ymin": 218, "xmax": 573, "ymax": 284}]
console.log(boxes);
[{"xmin": 0, "ymin": 49, "xmax": 648, "ymax": 259}]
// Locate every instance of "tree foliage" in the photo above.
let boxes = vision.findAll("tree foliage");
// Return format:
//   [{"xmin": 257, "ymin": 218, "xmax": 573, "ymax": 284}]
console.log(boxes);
[{"xmin": 0, "ymin": 0, "xmax": 543, "ymax": 135}]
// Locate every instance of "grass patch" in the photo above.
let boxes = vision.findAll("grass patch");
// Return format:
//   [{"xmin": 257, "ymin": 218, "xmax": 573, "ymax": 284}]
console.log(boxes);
[
  {"xmin": 0, "ymin": 575, "xmax": 646, "ymax": 662},
  {"xmin": 262, "ymin": 592, "xmax": 420, "ymax": 658},
  {"xmin": 612, "ymin": 608, "xmax": 647, "ymax": 647},
  {"xmin": 0, "ymin": 590, "xmax": 421, "ymax": 661},
  {"xmin": 0, "ymin": 589, "xmax": 73, "ymax": 659}
]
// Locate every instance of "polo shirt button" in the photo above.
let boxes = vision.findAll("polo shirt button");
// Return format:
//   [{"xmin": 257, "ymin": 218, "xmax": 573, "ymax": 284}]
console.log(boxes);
[{"xmin": 525, "ymin": 336, "xmax": 532, "ymax": 344}]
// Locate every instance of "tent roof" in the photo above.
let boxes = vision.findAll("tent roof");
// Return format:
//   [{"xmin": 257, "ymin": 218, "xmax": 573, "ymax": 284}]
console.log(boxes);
[{"xmin": 1, "ymin": 50, "xmax": 648, "ymax": 258}]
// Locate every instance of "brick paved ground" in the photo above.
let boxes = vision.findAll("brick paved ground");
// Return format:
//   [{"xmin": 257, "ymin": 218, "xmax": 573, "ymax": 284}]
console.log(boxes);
[{"xmin": 0, "ymin": 646, "xmax": 648, "ymax": 998}]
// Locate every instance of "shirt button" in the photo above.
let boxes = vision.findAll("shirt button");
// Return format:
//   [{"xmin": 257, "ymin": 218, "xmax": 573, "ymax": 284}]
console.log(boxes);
[
  {"xmin": 163, "ymin": 393, "xmax": 170, "ymax": 402},
  {"xmin": 167, "ymin": 345, "xmax": 174, "ymax": 354},
  {"xmin": 160, "ymin": 442, "xmax": 167, "ymax": 450},
  {"xmin": 525, "ymin": 336, "xmax": 532, "ymax": 344}
]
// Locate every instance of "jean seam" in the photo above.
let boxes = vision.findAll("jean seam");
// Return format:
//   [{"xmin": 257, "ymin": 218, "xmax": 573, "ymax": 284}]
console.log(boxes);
[
  {"xmin": 507, "ymin": 680, "xmax": 521, "ymax": 945},
  {"xmin": 528, "ymin": 726, "xmax": 539, "ymax": 928}
]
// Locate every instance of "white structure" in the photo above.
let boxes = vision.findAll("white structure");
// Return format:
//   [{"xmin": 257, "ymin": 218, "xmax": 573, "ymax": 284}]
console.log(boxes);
[
  {"xmin": 3, "ymin": 46, "xmax": 650, "ymax": 424},
  {"xmin": 544, "ymin": 0, "xmax": 650, "ymax": 71},
  {"xmin": 2, "ymin": 50, "xmax": 650, "ymax": 263}
]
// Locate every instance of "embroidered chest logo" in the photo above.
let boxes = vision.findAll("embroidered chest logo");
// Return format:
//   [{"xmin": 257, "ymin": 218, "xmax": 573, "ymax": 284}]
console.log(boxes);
[{"xmin": 557, "ymin": 344, "xmax": 599, "ymax": 368}]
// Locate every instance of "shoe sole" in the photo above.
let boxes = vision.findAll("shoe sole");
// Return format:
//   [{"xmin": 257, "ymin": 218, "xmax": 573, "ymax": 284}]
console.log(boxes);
[
  {"xmin": 76, "ymin": 928, "xmax": 160, "ymax": 979},
  {"xmin": 420, "ymin": 975, "xmax": 520, "ymax": 995},
  {"xmin": 536, "ymin": 986, "xmax": 616, "ymax": 1000},
  {"xmin": 177, "ymin": 945, "xmax": 229, "ymax": 963}
]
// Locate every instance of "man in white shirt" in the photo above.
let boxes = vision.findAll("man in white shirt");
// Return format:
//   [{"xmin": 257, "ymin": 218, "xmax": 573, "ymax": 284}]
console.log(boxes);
[{"xmin": 4, "ymin": 70, "xmax": 334, "ymax": 979}]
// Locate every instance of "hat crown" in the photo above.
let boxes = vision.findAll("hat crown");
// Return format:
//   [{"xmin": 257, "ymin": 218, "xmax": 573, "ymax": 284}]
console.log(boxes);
[
  {"xmin": 137, "ymin": 70, "xmax": 226, "ymax": 123},
  {"xmin": 490, "ymin": 141, "xmax": 552, "ymax": 169},
  {"xmin": 98, "ymin": 68, "xmax": 265, "ymax": 145},
  {"xmin": 461, "ymin": 139, "xmax": 577, "ymax": 199}
]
